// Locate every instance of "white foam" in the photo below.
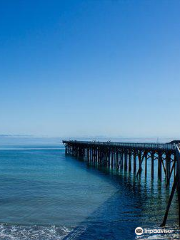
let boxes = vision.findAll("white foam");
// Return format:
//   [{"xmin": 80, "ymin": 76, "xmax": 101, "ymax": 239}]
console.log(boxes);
[{"xmin": 0, "ymin": 224, "xmax": 71, "ymax": 240}]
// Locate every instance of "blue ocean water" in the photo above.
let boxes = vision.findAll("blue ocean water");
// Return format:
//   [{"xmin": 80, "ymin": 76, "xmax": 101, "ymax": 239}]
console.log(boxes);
[{"xmin": 0, "ymin": 141, "xmax": 179, "ymax": 239}]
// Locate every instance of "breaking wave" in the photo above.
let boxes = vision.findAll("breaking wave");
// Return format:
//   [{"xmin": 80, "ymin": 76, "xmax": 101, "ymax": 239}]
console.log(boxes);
[{"xmin": 0, "ymin": 224, "xmax": 71, "ymax": 240}]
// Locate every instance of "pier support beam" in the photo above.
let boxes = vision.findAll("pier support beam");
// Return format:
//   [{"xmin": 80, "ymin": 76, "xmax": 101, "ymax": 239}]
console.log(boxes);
[
  {"xmin": 166, "ymin": 153, "xmax": 171, "ymax": 185},
  {"xmin": 161, "ymin": 174, "xmax": 178, "ymax": 227},
  {"xmin": 145, "ymin": 152, "xmax": 147, "ymax": 178},
  {"xmin": 124, "ymin": 151, "xmax": 127, "ymax": 171},
  {"xmin": 151, "ymin": 152, "xmax": 154, "ymax": 179},
  {"xmin": 133, "ymin": 151, "xmax": 136, "ymax": 174},
  {"xmin": 129, "ymin": 152, "xmax": 131, "ymax": 172},
  {"xmin": 158, "ymin": 153, "xmax": 162, "ymax": 180}
]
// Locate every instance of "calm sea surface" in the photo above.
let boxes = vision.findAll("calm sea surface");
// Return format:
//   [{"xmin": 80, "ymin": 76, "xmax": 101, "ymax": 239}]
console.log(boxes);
[{"xmin": 0, "ymin": 143, "xmax": 179, "ymax": 239}]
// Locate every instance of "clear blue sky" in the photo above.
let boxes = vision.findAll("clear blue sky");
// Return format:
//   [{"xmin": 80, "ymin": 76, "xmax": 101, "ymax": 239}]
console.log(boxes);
[{"xmin": 0, "ymin": 0, "xmax": 180, "ymax": 138}]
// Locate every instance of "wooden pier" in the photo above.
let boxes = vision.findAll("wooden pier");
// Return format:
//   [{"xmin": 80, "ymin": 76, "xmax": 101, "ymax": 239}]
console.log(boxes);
[{"xmin": 63, "ymin": 140, "xmax": 180, "ymax": 226}]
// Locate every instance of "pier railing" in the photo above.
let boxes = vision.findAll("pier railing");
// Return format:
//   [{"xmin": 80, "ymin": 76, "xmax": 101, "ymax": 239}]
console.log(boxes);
[{"xmin": 63, "ymin": 140, "xmax": 176, "ymax": 151}]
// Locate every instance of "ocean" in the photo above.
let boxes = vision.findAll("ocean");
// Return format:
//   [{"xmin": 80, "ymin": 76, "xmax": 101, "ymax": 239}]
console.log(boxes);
[{"xmin": 0, "ymin": 139, "xmax": 179, "ymax": 239}]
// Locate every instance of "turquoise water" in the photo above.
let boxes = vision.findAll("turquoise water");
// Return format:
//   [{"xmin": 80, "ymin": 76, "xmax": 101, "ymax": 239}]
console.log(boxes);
[{"xmin": 0, "ymin": 144, "xmax": 179, "ymax": 239}]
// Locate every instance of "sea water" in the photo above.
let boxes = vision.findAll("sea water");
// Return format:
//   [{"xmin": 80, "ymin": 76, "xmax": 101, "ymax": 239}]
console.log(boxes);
[{"xmin": 0, "ymin": 142, "xmax": 179, "ymax": 240}]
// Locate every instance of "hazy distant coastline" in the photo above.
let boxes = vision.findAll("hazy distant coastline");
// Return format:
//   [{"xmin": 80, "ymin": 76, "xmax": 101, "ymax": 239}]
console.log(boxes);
[{"xmin": 0, "ymin": 135, "xmax": 178, "ymax": 147}]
